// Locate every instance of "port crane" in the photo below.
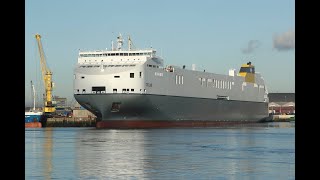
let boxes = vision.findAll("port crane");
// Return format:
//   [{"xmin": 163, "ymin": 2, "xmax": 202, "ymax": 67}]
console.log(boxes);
[{"xmin": 35, "ymin": 34, "xmax": 56, "ymax": 114}]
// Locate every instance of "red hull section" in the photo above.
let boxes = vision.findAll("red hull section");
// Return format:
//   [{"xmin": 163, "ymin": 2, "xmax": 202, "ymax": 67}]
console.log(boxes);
[
  {"xmin": 25, "ymin": 122, "xmax": 42, "ymax": 128},
  {"xmin": 96, "ymin": 120, "xmax": 259, "ymax": 129}
]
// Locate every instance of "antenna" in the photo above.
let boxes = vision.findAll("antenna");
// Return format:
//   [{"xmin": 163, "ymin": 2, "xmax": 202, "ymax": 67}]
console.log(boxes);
[
  {"xmin": 111, "ymin": 41, "xmax": 114, "ymax": 51},
  {"xmin": 117, "ymin": 33, "xmax": 123, "ymax": 50},
  {"xmin": 128, "ymin": 35, "xmax": 132, "ymax": 51},
  {"xmin": 31, "ymin": 81, "xmax": 36, "ymax": 111}
]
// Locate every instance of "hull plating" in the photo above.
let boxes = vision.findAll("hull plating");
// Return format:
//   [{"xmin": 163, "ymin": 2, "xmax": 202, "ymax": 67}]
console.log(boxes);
[
  {"xmin": 74, "ymin": 94, "xmax": 269, "ymax": 123},
  {"xmin": 25, "ymin": 114, "xmax": 43, "ymax": 123}
]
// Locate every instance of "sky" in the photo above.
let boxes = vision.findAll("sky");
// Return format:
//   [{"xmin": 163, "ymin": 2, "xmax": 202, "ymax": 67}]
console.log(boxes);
[{"xmin": 25, "ymin": 0, "xmax": 295, "ymax": 106}]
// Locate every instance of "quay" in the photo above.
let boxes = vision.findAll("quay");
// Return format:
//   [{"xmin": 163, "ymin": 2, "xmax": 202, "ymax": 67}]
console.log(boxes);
[
  {"xmin": 43, "ymin": 117, "xmax": 96, "ymax": 127},
  {"xmin": 269, "ymin": 114, "xmax": 295, "ymax": 122}
]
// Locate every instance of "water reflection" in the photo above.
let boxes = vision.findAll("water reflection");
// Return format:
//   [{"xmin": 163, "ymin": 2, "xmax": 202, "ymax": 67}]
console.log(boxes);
[
  {"xmin": 76, "ymin": 129, "xmax": 148, "ymax": 179},
  {"xmin": 43, "ymin": 128, "xmax": 53, "ymax": 180},
  {"xmin": 74, "ymin": 125, "xmax": 294, "ymax": 179},
  {"xmin": 26, "ymin": 122, "xmax": 294, "ymax": 179}
]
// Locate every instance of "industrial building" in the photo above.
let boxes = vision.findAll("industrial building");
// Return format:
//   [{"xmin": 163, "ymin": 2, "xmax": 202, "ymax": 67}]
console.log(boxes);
[{"xmin": 268, "ymin": 93, "xmax": 295, "ymax": 114}]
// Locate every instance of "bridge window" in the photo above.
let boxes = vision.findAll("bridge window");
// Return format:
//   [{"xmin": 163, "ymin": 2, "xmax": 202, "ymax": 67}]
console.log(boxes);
[
  {"xmin": 240, "ymin": 67, "xmax": 255, "ymax": 73},
  {"xmin": 130, "ymin": 73, "xmax": 134, "ymax": 78}
]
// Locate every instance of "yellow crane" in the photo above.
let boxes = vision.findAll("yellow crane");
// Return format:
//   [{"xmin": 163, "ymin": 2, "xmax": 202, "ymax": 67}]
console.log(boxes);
[{"xmin": 35, "ymin": 34, "xmax": 56, "ymax": 113}]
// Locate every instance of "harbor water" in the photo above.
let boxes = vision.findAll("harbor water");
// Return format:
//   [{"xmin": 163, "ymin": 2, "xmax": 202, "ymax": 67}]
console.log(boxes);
[{"xmin": 25, "ymin": 122, "xmax": 295, "ymax": 179}]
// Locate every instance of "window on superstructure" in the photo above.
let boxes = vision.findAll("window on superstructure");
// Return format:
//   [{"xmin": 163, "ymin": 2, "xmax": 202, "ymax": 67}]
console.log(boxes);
[
  {"xmin": 130, "ymin": 73, "xmax": 134, "ymax": 78},
  {"xmin": 114, "ymin": 76, "xmax": 120, "ymax": 78},
  {"xmin": 139, "ymin": 72, "xmax": 142, "ymax": 78},
  {"xmin": 182, "ymin": 76, "xmax": 184, "ymax": 84},
  {"xmin": 202, "ymin": 78, "xmax": 205, "ymax": 86},
  {"xmin": 81, "ymin": 76, "xmax": 85, "ymax": 79},
  {"xmin": 113, "ymin": 89, "xmax": 117, "ymax": 93},
  {"xmin": 82, "ymin": 89, "xmax": 86, "ymax": 93},
  {"xmin": 178, "ymin": 75, "xmax": 181, "ymax": 84},
  {"xmin": 122, "ymin": 89, "xmax": 126, "ymax": 93},
  {"xmin": 131, "ymin": 89, "xmax": 134, "ymax": 92},
  {"xmin": 124, "ymin": 53, "xmax": 128, "ymax": 56},
  {"xmin": 120, "ymin": 53, "xmax": 123, "ymax": 56},
  {"xmin": 240, "ymin": 67, "xmax": 254, "ymax": 73}
]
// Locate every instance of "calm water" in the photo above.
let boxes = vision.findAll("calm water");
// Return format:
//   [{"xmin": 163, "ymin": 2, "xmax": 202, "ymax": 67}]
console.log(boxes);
[{"xmin": 25, "ymin": 122, "xmax": 295, "ymax": 179}]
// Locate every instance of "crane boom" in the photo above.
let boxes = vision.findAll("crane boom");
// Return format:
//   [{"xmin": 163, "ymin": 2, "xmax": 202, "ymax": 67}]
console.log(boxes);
[{"xmin": 35, "ymin": 34, "xmax": 55, "ymax": 113}]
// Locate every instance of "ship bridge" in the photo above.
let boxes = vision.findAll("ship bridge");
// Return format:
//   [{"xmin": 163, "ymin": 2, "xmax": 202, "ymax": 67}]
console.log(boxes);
[{"xmin": 77, "ymin": 34, "xmax": 163, "ymax": 67}]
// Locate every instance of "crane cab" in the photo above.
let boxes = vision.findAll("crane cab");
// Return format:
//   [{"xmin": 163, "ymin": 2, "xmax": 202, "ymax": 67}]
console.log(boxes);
[{"xmin": 238, "ymin": 61, "xmax": 255, "ymax": 83}]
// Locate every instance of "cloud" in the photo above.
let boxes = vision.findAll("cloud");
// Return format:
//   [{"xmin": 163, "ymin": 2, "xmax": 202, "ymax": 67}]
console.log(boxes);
[
  {"xmin": 242, "ymin": 40, "xmax": 261, "ymax": 54},
  {"xmin": 273, "ymin": 30, "xmax": 295, "ymax": 51}
]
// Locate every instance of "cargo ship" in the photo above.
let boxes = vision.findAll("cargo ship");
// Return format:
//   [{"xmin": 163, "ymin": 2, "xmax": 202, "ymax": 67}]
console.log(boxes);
[{"xmin": 73, "ymin": 34, "xmax": 269, "ymax": 128}]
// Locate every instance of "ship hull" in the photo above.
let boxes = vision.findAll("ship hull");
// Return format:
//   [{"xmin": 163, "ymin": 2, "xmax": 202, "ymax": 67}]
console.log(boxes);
[
  {"xmin": 25, "ymin": 113, "xmax": 43, "ymax": 123},
  {"xmin": 74, "ymin": 94, "xmax": 268, "ymax": 128}
]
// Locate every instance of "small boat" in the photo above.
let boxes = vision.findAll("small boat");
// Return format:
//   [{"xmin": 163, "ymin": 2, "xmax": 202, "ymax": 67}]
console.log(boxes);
[{"xmin": 25, "ymin": 81, "xmax": 43, "ymax": 128}]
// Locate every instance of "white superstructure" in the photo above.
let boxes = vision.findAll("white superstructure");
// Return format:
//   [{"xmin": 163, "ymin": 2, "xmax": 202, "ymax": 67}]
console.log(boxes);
[{"xmin": 73, "ymin": 34, "xmax": 269, "ymax": 124}]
